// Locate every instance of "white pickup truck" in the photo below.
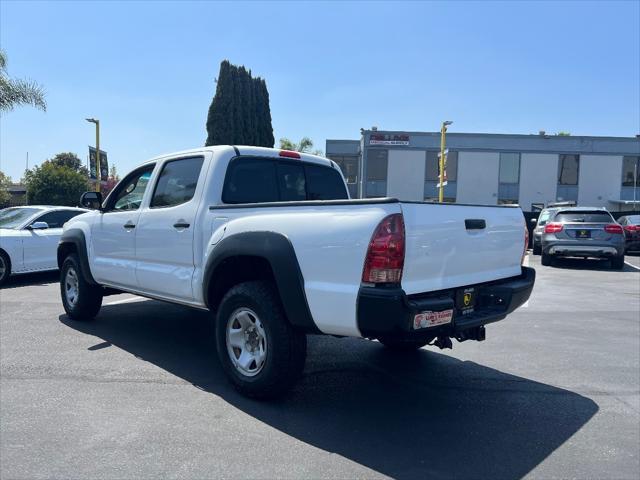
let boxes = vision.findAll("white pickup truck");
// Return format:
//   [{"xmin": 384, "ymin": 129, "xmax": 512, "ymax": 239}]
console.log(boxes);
[{"xmin": 58, "ymin": 146, "xmax": 535, "ymax": 398}]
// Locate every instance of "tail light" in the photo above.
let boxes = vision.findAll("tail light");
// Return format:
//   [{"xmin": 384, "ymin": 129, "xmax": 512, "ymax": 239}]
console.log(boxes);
[
  {"xmin": 604, "ymin": 224, "xmax": 623, "ymax": 234},
  {"xmin": 279, "ymin": 150, "xmax": 300, "ymax": 159},
  {"xmin": 544, "ymin": 223, "xmax": 563, "ymax": 234},
  {"xmin": 522, "ymin": 225, "xmax": 529, "ymax": 265},
  {"xmin": 623, "ymin": 225, "xmax": 640, "ymax": 232},
  {"xmin": 362, "ymin": 214, "xmax": 405, "ymax": 284}
]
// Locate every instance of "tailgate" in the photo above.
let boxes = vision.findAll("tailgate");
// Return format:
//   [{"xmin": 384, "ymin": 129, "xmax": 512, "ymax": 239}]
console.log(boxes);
[{"xmin": 400, "ymin": 203, "xmax": 525, "ymax": 294}]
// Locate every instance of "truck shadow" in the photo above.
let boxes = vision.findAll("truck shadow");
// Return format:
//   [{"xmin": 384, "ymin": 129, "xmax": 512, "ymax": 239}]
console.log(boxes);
[
  {"xmin": 60, "ymin": 300, "xmax": 598, "ymax": 480},
  {"xmin": 1, "ymin": 270, "xmax": 59, "ymax": 289}
]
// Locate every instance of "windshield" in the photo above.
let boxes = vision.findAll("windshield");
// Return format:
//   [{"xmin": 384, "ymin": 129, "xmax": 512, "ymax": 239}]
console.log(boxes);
[
  {"xmin": 555, "ymin": 211, "xmax": 614, "ymax": 223},
  {"xmin": 0, "ymin": 207, "xmax": 43, "ymax": 229}
]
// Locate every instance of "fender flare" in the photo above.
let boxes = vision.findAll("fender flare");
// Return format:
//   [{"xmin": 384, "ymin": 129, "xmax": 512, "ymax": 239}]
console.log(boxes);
[
  {"xmin": 57, "ymin": 228, "xmax": 97, "ymax": 285},
  {"xmin": 202, "ymin": 231, "xmax": 319, "ymax": 333}
]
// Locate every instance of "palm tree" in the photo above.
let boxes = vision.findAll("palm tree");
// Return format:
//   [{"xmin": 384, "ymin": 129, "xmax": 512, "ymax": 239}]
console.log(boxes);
[{"xmin": 0, "ymin": 49, "xmax": 46, "ymax": 113}]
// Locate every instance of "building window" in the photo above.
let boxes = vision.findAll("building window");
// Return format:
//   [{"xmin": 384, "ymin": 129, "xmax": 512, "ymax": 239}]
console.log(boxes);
[
  {"xmin": 622, "ymin": 156, "xmax": 640, "ymax": 187},
  {"xmin": 557, "ymin": 154, "xmax": 579, "ymax": 202},
  {"xmin": 424, "ymin": 150, "xmax": 457, "ymax": 201},
  {"xmin": 498, "ymin": 152, "xmax": 520, "ymax": 204},
  {"xmin": 558, "ymin": 154, "xmax": 579, "ymax": 185},
  {"xmin": 499, "ymin": 153, "xmax": 520, "ymax": 184},
  {"xmin": 365, "ymin": 149, "xmax": 388, "ymax": 197}
]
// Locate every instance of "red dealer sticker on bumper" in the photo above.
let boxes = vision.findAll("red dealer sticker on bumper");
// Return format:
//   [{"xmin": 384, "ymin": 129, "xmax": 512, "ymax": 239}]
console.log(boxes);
[{"xmin": 413, "ymin": 309, "xmax": 454, "ymax": 330}]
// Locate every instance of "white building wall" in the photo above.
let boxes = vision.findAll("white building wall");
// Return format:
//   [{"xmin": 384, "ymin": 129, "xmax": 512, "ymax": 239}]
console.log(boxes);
[
  {"xmin": 456, "ymin": 151, "xmax": 499, "ymax": 204},
  {"xmin": 519, "ymin": 153, "xmax": 559, "ymax": 210},
  {"xmin": 577, "ymin": 155, "xmax": 623, "ymax": 208},
  {"xmin": 386, "ymin": 149, "xmax": 426, "ymax": 201}
]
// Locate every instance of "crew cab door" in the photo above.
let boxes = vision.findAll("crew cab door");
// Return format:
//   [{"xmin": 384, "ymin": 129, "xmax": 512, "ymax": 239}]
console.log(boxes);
[
  {"xmin": 91, "ymin": 164, "xmax": 155, "ymax": 288},
  {"xmin": 135, "ymin": 156, "xmax": 206, "ymax": 301}
]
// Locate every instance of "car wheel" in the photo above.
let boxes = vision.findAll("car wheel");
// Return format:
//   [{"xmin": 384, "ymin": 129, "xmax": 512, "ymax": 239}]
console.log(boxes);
[
  {"xmin": 532, "ymin": 242, "xmax": 541, "ymax": 256},
  {"xmin": 215, "ymin": 281, "xmax": 307, "ymax": 399},
  {"xmin": 378, "ymin": 337, "xmax": 430, "ymax": 352},
  {"xmin": 611, "ymin": 255, "xmax": 625, "ymax": 270},
  {"xmin": 541, "ymin": 252, "xmax": 553, "ymax": 266},
  {"xmin": 60, "ymin": 253, "xmax": 103, "ymax": 320},
  {"xmin": 0, "ymin": 251, "xmax": 11, "ymax": 286}
]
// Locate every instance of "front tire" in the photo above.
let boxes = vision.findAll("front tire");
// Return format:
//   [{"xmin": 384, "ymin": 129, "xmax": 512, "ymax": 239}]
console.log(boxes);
[
  {"xmin": 0, "ymin": 251, "xmax": 11, "ymax": 286},
  {"xmin": 215, "ymin": 281, "xmax": 307, "ymax": 399},
  {"xmin": 611, "ymin": 255, "xmax": 625, "ymax": 270},
  {"xmin": 60, "ymin": 253, "xmax": 103, "ymax": 320}
]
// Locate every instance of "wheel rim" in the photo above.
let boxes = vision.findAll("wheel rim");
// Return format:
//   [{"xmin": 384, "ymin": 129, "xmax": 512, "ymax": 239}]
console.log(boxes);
[
  {"xmin": 226, "ymin": 307, "xmax": 267, "ymax": 377},
  {"xmin": 64, "ymin": 267, "xmax": 79, "ymax": 307}
]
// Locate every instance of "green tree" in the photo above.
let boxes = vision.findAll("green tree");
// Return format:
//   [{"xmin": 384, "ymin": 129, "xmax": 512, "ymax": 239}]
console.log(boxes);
[
  {"xmin": 556, "ymin": 131, "xmax": 571, "ymax": 136},
  {"xmin": 0, "ymin": 171, "xmax": 12, "ymax": 206},
  {"xmin": 279, "ymin": 137, "xmax": 323, "ymax": 155},
  {"xmin": 49, "ymin": 152, "xmax": 88, "ymax": 176},
  {"xmin": 205, "ymin": 60, "xmax": 274, "ymax": 147},
  {"xmin": 24, "ymin": 161, "xmax": 88, "ymax": 206},
  {"xmin": 0, "ymin": 49, "xmax": 46, "ymax": 113}
]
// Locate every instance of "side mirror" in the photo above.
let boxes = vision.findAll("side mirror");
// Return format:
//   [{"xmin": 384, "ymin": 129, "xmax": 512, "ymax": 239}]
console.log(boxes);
[
  {"xmin": 80, "ymin": 191, "xmax": 103, "ymax": 210},
  {"xmin": 28, "ymin": 221, "xmax": 49, "ymax": 230}
]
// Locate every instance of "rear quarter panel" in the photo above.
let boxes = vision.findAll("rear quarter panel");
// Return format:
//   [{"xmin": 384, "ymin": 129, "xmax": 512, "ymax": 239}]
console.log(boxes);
[{"xmin": 202, "ymin": 203, "xmax": 400, "ymax": 336}]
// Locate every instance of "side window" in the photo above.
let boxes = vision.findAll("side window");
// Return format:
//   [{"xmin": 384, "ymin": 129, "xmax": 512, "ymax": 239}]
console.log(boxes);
[
  {"xmin": 151, "ymin": 157, "xmax": 204, "ymax": 208},
  {"xmin": 222, "ymin": 158, "xmax": 278, "ymax": 204},
  {"xmin": 32, "ymin": 210, "xmax": 82, "ymax": 229},
  {"xmin": 538, "ymin": 210, "xmax": 552, "ymax": 226},
  {"xmin": 109, "ymin": 166, "xmax": 154, "ymax": 212},
  {"xmin": 277, "ymin": 162, "xmax": 306, "ymax": 201},
  {"xmin": 305, "ymin": 164, "xmax": 348, "ymax": 200}
]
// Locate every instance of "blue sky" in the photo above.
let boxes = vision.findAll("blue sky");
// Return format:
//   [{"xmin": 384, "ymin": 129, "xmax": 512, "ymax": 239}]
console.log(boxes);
[{"xmin": 1, "ymin": 0, "xmax": 638, "ymax": 180}]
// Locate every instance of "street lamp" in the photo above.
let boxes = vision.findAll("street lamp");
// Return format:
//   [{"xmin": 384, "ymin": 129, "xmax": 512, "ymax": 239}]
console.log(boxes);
[
  {"xmin": 86, "ymin": 118, "xmax": 100, "ymax": 193},
  {"xmin": 439, "ymin": 120, "xmax": 453, "ymax": 203}
]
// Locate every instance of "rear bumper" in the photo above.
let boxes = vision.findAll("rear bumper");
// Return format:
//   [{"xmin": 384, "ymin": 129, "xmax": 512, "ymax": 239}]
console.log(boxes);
[
  {"xmin": 356, "ymin": 267, "xmax": 536, "ymax": 340},
  {"xmin": 543, "ymin": 242, "xmax": 623, "ymax": 257}
]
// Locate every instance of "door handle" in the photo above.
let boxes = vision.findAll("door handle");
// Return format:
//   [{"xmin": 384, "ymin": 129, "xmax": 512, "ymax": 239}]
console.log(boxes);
[
  {"xmin": 173, "ymin": 222, "xmax": 190, "ymax": 229},
  {"xmin": 123, "ymin": 222, "xmax": 136, "ymax": 230},
  {"xmin": 465, "ymin": 219, "xmax": 486, "ymax": 230}
]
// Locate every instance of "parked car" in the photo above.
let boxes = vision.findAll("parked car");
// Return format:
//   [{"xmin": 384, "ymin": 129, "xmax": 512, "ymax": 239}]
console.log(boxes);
[
  {"xmin": 617, "ymin": 215, "xmax": 640, "ymax": 252},
  {"xmin": 531, "ymin": 207, "xmax": 560, "ymax": 255},
  {"xmin": 0, "ymin": 206, "xmax": 88, "ymax": 285},
  {"xmin": 58, "ymin": 146, "xmax": 535, "ymax": 399},
  {"xmin": 540, "ymin": 207, "xmax": 625, "ymax": 268}
]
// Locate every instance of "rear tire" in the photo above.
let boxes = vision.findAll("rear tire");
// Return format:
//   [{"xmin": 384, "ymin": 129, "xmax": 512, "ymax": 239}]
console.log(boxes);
[
  {"xmin": 611, "ymin": 255, "xmax": 625, "ymax": 270},
  {"xmin": 532, "ymin": 242, "xmax": 541, "ymax": 255},
  {"xmin": 0, "ymin": 251, "xmax": 11, "ymax": 286},
  {"xmin": 215, "ymin": 281, "xmax": 307, "ymax": 399},
  {"xmin": 541, "ymin": 252, "xmax": 553, "ymax": 266},
  {"xmin": 60, "ymin": 253, "xmax": 103, "ymax": 321},
  {"xmin": 378, "ymin": 337, "xmax": 429, "ymax": 352}
]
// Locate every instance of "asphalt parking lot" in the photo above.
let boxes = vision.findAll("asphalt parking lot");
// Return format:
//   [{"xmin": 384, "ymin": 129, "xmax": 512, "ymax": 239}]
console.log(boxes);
[{"xmin": 1, "ymin": 254, "xmax": 639, "ymax": 479}]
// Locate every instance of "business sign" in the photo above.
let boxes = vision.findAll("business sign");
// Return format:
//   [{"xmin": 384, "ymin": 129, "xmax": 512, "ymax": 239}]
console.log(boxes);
[
  {"xmin": 89, "ymin": 146, "xmax": 108, "ymax": 183},
  {"xmin": 369, "ymin": 134, "xmax": 410, "ymax": 146}
]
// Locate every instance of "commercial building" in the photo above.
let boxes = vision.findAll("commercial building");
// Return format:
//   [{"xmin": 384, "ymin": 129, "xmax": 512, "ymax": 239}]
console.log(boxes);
[{"xmin": 326, "ymin": 130, "xmax": 640, "ymax": 212}]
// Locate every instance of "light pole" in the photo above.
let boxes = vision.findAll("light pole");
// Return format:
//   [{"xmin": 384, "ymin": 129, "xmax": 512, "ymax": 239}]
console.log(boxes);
[
  {"xmin": 86, "ymin": 118, "xmax": 100, "ymax": 193},
  {"xmin": 439, "ymin": 120, "xmax": 453, "ymax": 203}
]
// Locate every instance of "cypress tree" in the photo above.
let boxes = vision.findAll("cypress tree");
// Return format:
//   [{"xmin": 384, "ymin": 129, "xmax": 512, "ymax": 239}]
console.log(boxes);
[{"xmin": 205, "ymin": 60, "xmax": 274, "ymax": 147}]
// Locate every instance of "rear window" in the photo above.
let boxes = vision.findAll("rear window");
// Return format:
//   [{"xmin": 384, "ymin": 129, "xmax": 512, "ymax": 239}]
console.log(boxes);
[
  {"xmin": 555, "ymin": 211, "xmax": 614, "ymax": 223},
  {"xmin": 222, "ymin": 157, "xmax": 348, "ymax": 203},
  {"xmin": 305, "ymin": 164, "xmax": 348, "ymax": 200},
  {"xmin": 222, "ymin": 158, "xmax": 278, "ymax": 203},
  {"xmin": 626, "ymin": 215, "xmax": 640, "ymax": 225}
]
